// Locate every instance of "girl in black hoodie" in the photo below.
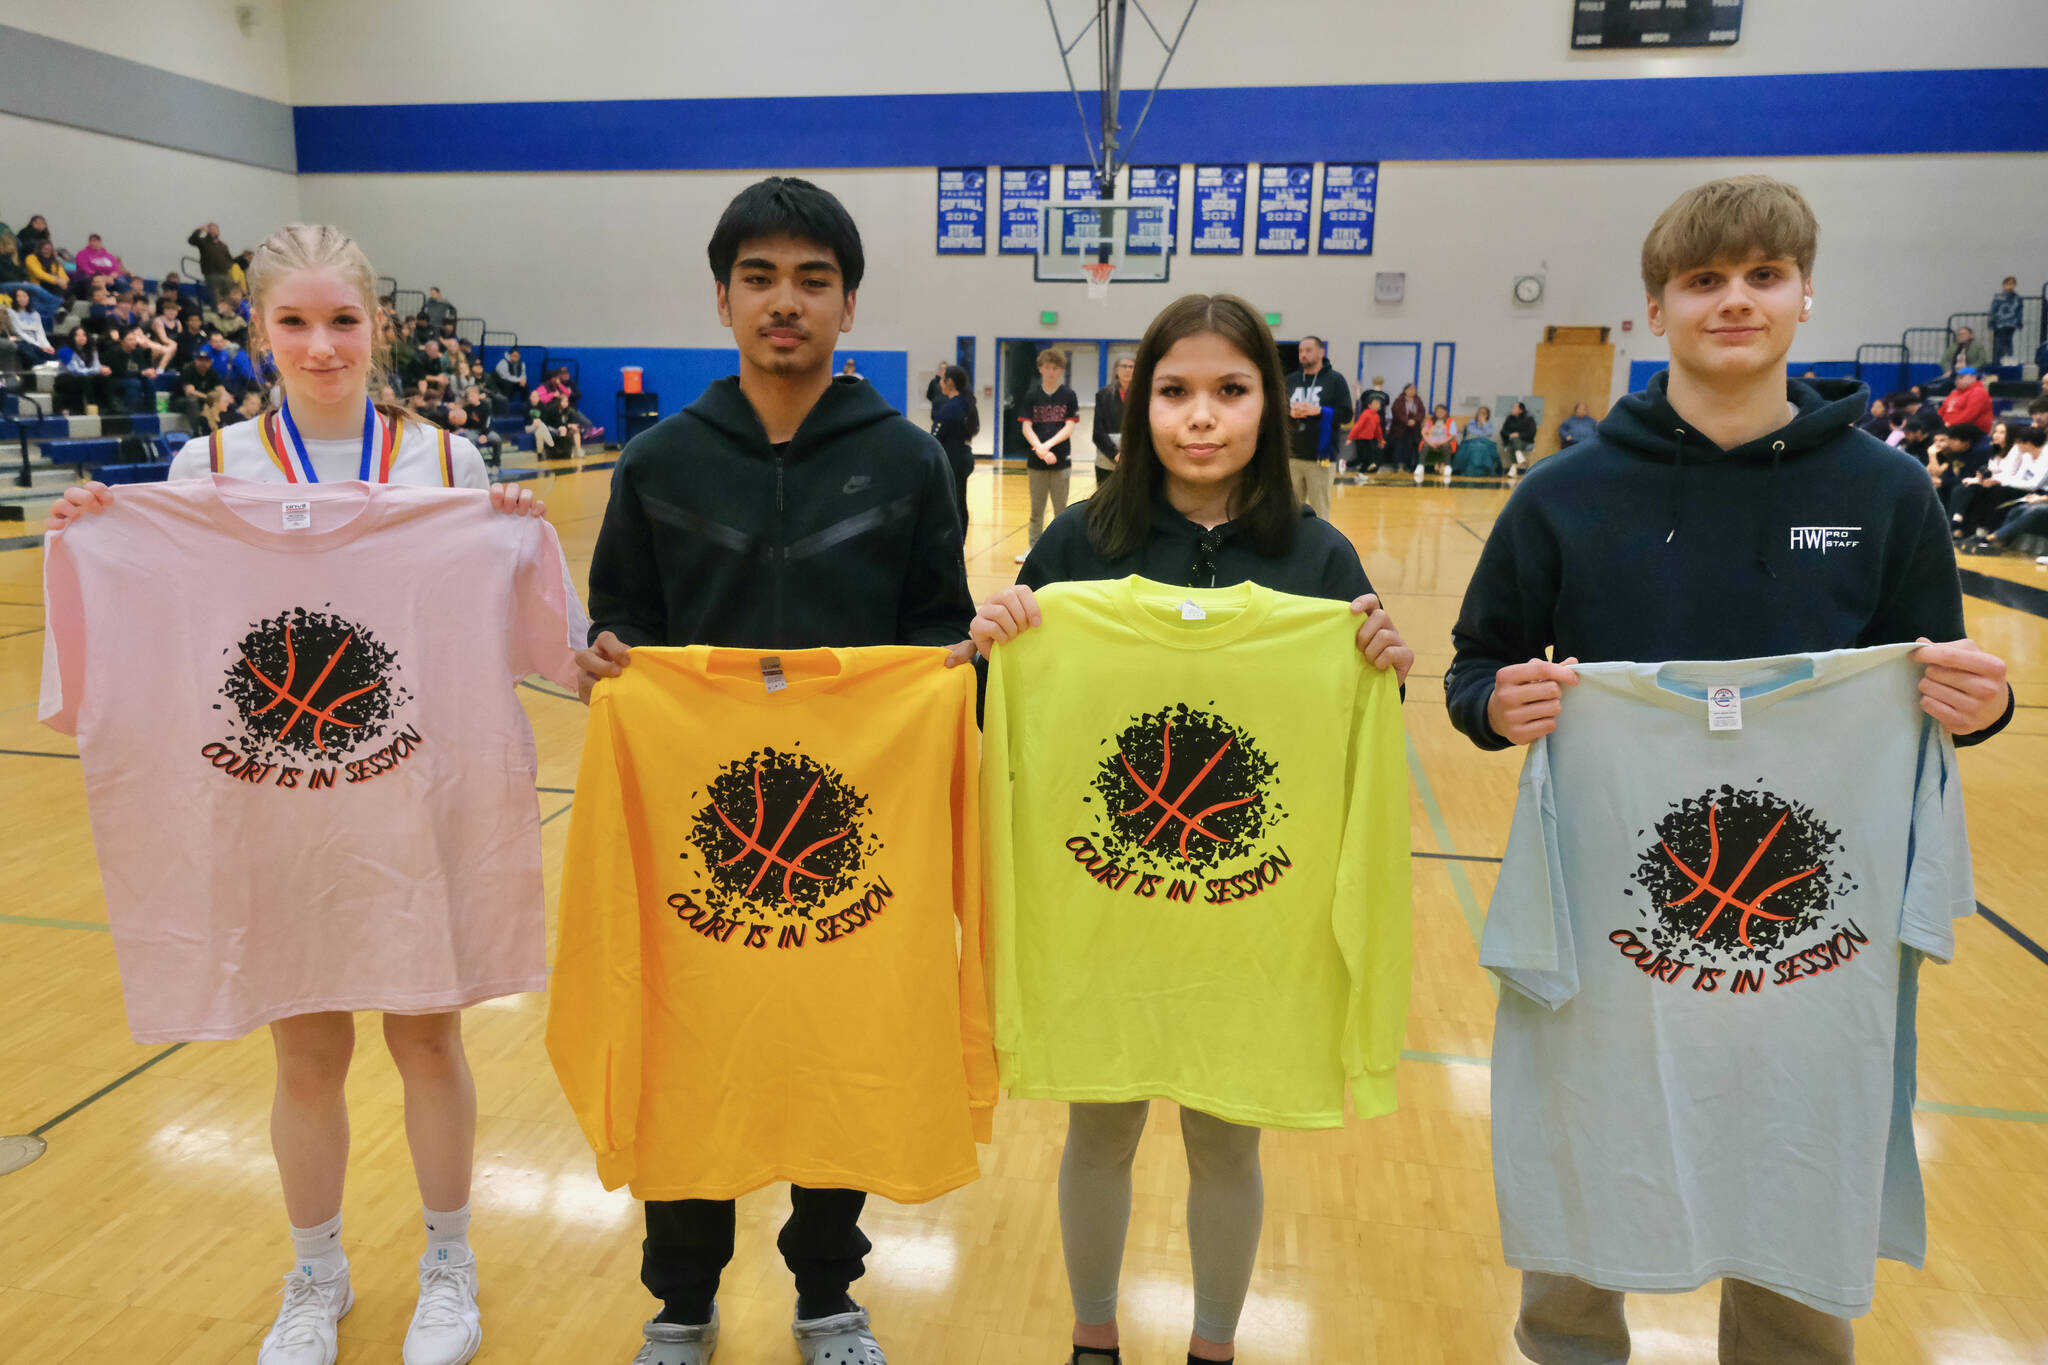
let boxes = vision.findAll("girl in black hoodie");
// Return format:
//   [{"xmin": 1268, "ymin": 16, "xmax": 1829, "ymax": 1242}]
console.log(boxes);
[{"xmin": 957, "ymin": 293, "xmax": 1411, "ymax": 1365}]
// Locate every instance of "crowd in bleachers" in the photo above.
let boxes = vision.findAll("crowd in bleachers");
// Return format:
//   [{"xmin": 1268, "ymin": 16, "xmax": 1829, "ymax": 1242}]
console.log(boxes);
[{"xmin": 2, "ymin": 210, "xmax": 604, "ymax": 463}]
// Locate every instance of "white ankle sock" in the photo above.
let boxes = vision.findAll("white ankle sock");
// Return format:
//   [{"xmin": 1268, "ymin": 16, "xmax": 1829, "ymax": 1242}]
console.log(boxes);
[
  {"xmin": 422, "ymin": 1202, "xmax": 472, "ymax": 1264},
  {"xmin": 289, "ymin": 1211, "xmax": 347, "ymax": 1278}
]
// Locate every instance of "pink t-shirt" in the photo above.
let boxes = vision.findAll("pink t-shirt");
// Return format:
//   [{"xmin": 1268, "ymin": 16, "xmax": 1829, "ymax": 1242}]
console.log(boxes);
[{"xmin": 41, "ymin": 476, "xmax": 589, "ymax": 1043}]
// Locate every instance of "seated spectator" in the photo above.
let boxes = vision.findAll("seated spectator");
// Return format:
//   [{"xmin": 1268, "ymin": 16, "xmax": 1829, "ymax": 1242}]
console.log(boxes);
[
  {"xmin": 188, "ymin": 222, "xmax": 236, "ymax": 301},
  {"xmin": 1947, "ymin": 422, "xmax": 2027, "ymax": 538},
  {"xmin": 74, "ymin": 233, "xmax": 127, "ymax": 283},
  {"xmin": 1936, "ymin": 325, "xmax": 1990, "ymax": 381},
  {"xmin": 0, "ymin": 234, "xmax": 63, "ymax": 319},
  {"xmin": 174, "ymin": 348, "xmax": 226, "ymax": 424},
  {"xmin": 1978, "ymin": 427, "xmax": 2048, "ymax": 553},
  {"xmin": 230, "ymin": 249, "xmax": 253, "ymax": 294},
  {"xmin": 1499, "ymin": 401, "xmax": 1538, "ymax": 469},
  {"xmin": 437, "ymin": 319, "xmax": 460, "ymax": 350},
  {"xmin": 1989, "ymin": 276, "xmax": 2023, "ymax": 365},
  {"xmin": 1464, "ymin": 405, "xmax": 1496, "ymax": 441},
  {"xmin": 205, "ymin": 330, "xmax": 259, "ymax": 396},
  {"xmin": 1884, "ymin": 409, "xmax": 1911, "ymax": 448},
  {"xmin": 13, "ymin": 215, "xmax": 65, "ymax": 262},
  {"xmin": 25, "ymin": 240, "xmax": 69, "ymax": 296},
  {"xmin": 530, "ymin": 367, "xmax": 599, "ymax": 458},
  {"xmin": 188, "ymin": 383, "xmax": 236, "ymax": 437},
  {"xmin": 7, "ymin": 288, "xmax": 56, "ymax": 366},
  {"xmin": 1859, "ymin": 396, "xmax": 1890, "ymax": 438},
  {"xmin": 841, "ymin": 358, "xmax": 858, "ymax": 377},
  {"xmin": 54, "ymin": 325, "xmax": 114, "ymax": 414},
  {"xmin": 1420, "ymin": 403, "xmax": 1459, "ymax": 475},
  {"xmin": 447, "ymin": 384, "xmax": 503, "ymax": 466},
  {"xmin": 422, "ymin": 287, "xmax": 456, "ymax": 332},
  {"xmin": 170, "ymin": 311, "xmax": 210, "ymax": 369},
  {"xmin": 1345, "ymin": 395, "xmax": 1385, "ymax": 473},
  {"xmin": 1558, "ymin": 402, "xmax": 1598, "ymax": 449},
  {"xmin": 55, "ymin": 288, "xmax": 106, "ymax": 339},
  {"xmin": 492, "ymin": 346, "xmax": 529, "ymax": 403},
  {"xmin": 228, "ymin": 388, "xmax": 265, "ymax": 424},
  {"xmin": 410, "ymin": 311, "xmax": 435, "ymax": 345},
  {"xmin": 1939, "ymin": 366, "xmax": 1994, "ymax": 436},
  {"xmin": 206, "ymin": 292, "xmax": 248, "ymax": 344},
  {"xmin": 106, "ymin": 327, "xmax": 159, "ymax": 414}
]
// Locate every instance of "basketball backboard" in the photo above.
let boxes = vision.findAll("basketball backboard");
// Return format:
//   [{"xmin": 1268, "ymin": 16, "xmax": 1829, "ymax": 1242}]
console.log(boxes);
[{"xmin": 1035, "ymin": 200, "xmax": 1173, "ymax": 289}]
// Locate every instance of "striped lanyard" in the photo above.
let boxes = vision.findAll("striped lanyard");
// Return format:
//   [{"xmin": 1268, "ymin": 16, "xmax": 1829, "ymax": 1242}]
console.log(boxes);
[{"xmin": 277, "ymin": 397, "xmax": 381, "ymax": 483}]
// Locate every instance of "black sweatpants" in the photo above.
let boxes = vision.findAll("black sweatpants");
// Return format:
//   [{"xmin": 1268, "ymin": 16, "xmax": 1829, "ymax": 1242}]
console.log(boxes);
[{"xmin": 642, "ymin": 1188, "xmax": 869, "ymax": 1324}]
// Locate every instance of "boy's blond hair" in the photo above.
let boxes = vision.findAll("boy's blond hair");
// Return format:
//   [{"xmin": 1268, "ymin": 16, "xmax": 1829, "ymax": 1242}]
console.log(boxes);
[
  {"xmin": 1640, "ymin": 175, "xmax": 1817, "ymax": 297},
  {"xmin": 1036, "ymin": 348, "xmax": 1067, "ymax": 371}
]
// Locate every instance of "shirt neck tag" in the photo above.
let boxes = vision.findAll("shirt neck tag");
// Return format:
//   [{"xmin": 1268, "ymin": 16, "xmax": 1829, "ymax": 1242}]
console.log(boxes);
[
  {"xmin": 281, "ymin": 500, "xmax": 311, "ymax": 531},
  {"xmin": 760, "ymin": 656, "xmax": 787, "ymax": 693},
  {"xmin": 1707, "ymin": 684, "xmax": 1742, "ymax": 732},
  {"xmin": 1179, "ymin": 600, "xmax": 1207, "ymax": 621}
]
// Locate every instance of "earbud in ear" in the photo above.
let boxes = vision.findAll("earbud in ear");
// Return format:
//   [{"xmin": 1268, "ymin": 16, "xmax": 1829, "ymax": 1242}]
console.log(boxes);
[{"xmin": 1803, "ymin": 297, "xmax": 1813, "ymax": 310}]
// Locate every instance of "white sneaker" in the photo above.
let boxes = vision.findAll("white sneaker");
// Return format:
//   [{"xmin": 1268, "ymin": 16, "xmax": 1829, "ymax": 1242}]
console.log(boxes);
[
  {"xmin": 2036, "ymin": 555, "xmax": 2048, "ymax": 567},
  {"xmin": 258, "ymin": 1264, "xmax": 353, "ymax": 1365},
  {"xmin": 403, "ymin": 1254, "xmax": 482, "ymax": 1365},
  {"xmin": 1014, "ymin": 551, "xmax": 1029, "ymax": 563},
  {"xmin": 1413, "ymin": 465, "xmax": 1425, "ymax": 484}
]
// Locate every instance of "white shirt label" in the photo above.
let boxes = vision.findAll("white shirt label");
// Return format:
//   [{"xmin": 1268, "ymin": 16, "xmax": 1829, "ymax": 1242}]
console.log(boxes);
[
  {"xmin": 1707, "ymin": 684, "xmax": 1742, "ymax": 732},
  {"xmin": 1179, "ymin": 600, "xmax": 1207, "ymax": 621},
  {"xmin": 281, "ymin": 500, "xmax": 311, "ymax": 531}
]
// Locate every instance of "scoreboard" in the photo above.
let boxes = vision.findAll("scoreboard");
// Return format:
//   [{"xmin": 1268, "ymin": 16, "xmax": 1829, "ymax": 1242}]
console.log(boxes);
[{"xmin": 1572, "ymin": 0, "xmax": 1742, "ymax": 49}]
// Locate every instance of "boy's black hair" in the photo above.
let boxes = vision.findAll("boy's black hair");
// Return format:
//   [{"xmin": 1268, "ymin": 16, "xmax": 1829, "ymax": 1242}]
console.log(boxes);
[
  {"xmin": 1943, "ymin": 423, "xmax": 1985, "ymax": 444},
  {"xmin": 2010, "ymin": 424, "xmax": 2044, "ymax": 447},
  {"xmin": 707, "ymin": 177, "xmax": 865, "ymax": 291}
]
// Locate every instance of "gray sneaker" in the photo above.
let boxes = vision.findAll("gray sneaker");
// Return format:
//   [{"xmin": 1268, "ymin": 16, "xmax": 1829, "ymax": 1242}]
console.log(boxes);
[
  {"xmin": 792, "ymin": 1305, "xmax": 885, "ymax": 1364},
  {"xmin": 631, "ymin": 1306, "xmax": 718, "ymax": 1365}
]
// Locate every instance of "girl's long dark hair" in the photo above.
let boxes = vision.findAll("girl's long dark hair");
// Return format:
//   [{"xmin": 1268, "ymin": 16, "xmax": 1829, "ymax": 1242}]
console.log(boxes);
[
  {"xmin": 1086, "ymin": 293, "xmax": 1298, "ymax": 561},
  {"xmin": 944, "ymin": 364, "xmax": 979, "ymax": 439}
]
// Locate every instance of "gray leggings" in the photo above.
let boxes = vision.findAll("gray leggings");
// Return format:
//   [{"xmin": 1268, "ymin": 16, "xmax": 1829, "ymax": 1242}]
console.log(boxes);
[
  {"xmin": 1517, "ymin": 1271, "xmax": 1856, "ymax": 1365},
  {"xmin": 1058, "ymin": 1101, "xmax": 1264, "ymax": 1344}
]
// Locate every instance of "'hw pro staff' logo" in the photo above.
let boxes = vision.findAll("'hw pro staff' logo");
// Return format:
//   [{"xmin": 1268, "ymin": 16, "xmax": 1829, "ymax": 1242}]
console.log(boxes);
[{"xmin": 1788, "ymin": 526, "xmax": 1861, "ymax": 552}]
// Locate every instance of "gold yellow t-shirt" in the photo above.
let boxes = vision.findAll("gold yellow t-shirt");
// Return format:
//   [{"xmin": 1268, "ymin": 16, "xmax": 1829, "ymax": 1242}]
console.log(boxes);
[
  {"xmin": 983, "ymin": 576, "xmax": 1412, "ymax": 1128},
  {"xmin": 547, "ymin": 646, "xmax": 995, "ymax": 1202}
]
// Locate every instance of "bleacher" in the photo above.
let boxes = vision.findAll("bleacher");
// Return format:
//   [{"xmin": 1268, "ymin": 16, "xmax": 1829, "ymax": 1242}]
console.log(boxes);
[
  {"xmin": 4, "ymin": 251, "xmax": 606, "ymax": 511},
  {"xmin": 1850, "ymin": 282, "xmax": 2046, "ymax": 414}
]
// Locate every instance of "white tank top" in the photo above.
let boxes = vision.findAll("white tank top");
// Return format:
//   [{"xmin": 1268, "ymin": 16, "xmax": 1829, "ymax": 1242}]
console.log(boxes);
[{"xmin": 166, "ymin": 409, "xmax": 488, "ymax": 489}]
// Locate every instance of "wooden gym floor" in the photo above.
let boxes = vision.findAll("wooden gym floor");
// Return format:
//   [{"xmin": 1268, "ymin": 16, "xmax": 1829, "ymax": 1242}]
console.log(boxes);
[{"xmin": 0, "ymin": 460, "xmax": 2043, "ymax": 1364}]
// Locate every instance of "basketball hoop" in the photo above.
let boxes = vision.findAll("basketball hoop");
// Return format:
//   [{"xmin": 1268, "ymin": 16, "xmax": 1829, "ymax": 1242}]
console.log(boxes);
[{"xmin": 1083, "ymin": 261, "xmax": 1118, "ymax": 301}]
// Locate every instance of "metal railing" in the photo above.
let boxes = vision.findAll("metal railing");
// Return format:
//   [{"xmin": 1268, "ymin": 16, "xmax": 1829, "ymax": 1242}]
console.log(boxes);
[
  {"xmin": 1901, "ymin": 326, "xmax": 1953, "ymax": 371},
  {"xmin": 391, "ymin": 288, "xmax": 425, "ymax": 321},
  {"xmin": 377, "ymin": 275, "xmax": 398, "ymax": 301},
  {"xmin": 1855, "ymin": 343, "xmax": 1907, "ymax": 394},
  {"xmin": 452, "ymin": 316, "xmax": 485, "ymax": 347}
]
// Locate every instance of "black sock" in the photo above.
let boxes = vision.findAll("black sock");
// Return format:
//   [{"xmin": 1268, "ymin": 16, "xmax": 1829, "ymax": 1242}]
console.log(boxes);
[
  {"xmin": 1070, "ymin": 1349, "xmax": 1120, "ymax": 1364},
  {"xmin": 653, "ymin": 1300, "xmax": 714, "ymax": 1328},
  {"xmin": 1188, "ymin": 1356, "xmax": 1232, "ymax": 1365},
  {"xmin": 796, "ymin": 1291, "xmax": 857, "ymax": 1321}
]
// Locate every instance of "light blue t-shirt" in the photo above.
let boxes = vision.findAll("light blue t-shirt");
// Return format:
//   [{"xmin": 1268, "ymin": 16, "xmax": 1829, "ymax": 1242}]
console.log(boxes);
[{"xmin": 1481, "ymin": 645, "xmax": 1974, "ymax": 1318}]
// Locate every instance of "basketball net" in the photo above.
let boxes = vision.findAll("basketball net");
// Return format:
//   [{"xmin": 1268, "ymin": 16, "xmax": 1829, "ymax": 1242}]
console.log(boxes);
[{"xmin": 1083, "ymin": 261, "xmax": 1118, "ymax": 301}]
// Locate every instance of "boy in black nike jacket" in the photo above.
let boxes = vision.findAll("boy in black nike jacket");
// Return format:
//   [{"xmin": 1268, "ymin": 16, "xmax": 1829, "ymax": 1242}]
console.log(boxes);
[
  {"xmin": 1447, "ymin": 176, "xmax": 2011, "ymax": 1365},
  {"xmin": 575, "ymin": 177, "xmax": 971, "ymax": 1365}
]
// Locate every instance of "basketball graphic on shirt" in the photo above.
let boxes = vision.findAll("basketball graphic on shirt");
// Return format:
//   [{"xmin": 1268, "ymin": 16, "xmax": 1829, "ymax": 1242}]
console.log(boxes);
[
  {"xmin": 1628, "ymin": 785, "xmax": 1856, "ymax": 962},
  {"xmin": 688, "ymin": 748, "xmax": 880, "ymax": 918},
  {"xmin": 218, "ymin": 607, "xmax": 408, "ymax": 761},
  {"xmin": 1091, "ymin": 704, "xmax": 1281, "ymax": 874}
]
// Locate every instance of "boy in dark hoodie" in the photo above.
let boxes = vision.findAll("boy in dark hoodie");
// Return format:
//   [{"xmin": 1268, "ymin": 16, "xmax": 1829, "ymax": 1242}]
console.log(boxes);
[
  {"xmin": 1447, "ymin": 175, "xmax": 2011, "ymax": 1364},
  {"xmin": 574, "ymin": 176, "xmax": 970, "ymax": 1365}
]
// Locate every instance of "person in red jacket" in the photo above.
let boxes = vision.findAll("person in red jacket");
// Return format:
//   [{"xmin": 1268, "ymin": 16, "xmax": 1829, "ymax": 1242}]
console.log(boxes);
[
  {"xmin": 1345, "ymin": 394, "xmax": 1385, "ymax": 475},
  {"xmin": 1939, "ymin": 366, "xmax": 1993, "ymax": 436}
]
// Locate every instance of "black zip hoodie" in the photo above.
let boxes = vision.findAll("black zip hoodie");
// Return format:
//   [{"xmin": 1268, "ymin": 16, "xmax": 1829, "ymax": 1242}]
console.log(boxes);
[
  {"xmin": 1446, "ymin": 372, "xmax": 2012, "ymax": 749},
  {"xmin": 587, "ymin": 375, "xmax": 972, "ymax": 650}
]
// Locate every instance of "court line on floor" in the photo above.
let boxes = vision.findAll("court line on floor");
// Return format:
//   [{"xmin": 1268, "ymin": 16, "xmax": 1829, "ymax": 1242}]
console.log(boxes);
[
  {"xmin": 1957, "ymin": 568, "xmax": 2048, "ymax": 621},
  {"xmin": 539, "ymin": 800, "xmax": 575, "ymax": 826},
  {"xmin": 519, "ymin": 678, "xmax": 581, "ymax": 701},
  {"xmin": 0, "ymin": 913, "xmax": 105, "ymax": 932},
  {"xmin": 0, "ymin": 625, "xmax": 44, "ymax": 640},
  {"xmin": 1976, "ymin": 903, "xmax": 2048, "ymax": 968},
  {"xmin": 28, "ymin": 1042, "xmax": 188, "ymax": 1139},
  {"xmin": 0, "ymin": 746, "xmax": 76, "ymax": 759},
  {"xmin": 1404, "ymin": 734, "xmax": 1487, "ymax": 944}
]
